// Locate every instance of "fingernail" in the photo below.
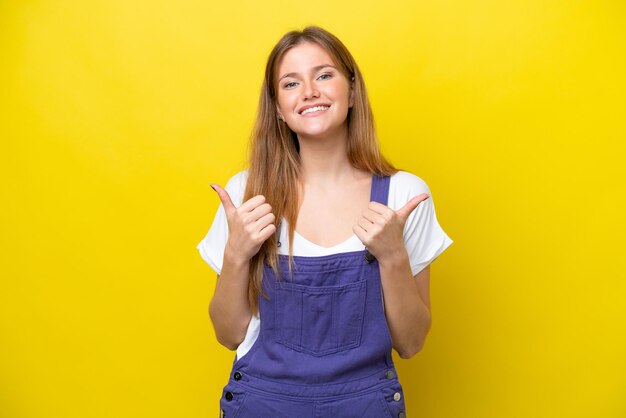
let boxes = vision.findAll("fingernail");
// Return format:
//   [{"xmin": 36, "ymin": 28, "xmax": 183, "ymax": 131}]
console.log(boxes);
[{"xmin": 210, "ymin": 184, "xmax": 216, "ymax": 191}]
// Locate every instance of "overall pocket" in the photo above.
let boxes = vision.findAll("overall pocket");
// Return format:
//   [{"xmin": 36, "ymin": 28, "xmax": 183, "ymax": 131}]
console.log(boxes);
[
  {"xmin": 378, "ymin": 381, "xmax": 407, "ymax": 418},
  {"xmin": 274, "ymin": 279, "xmax": 367, "ymax": 356},
  {"xmin": 219, "ymin": 384, "xmax": 247, "ymax": 418}
]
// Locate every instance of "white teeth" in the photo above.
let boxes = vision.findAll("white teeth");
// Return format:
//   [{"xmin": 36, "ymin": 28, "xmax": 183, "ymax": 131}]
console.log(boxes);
[{"xmin": 301, "ymin": 105, "xmax": 329, "ymax": 115}]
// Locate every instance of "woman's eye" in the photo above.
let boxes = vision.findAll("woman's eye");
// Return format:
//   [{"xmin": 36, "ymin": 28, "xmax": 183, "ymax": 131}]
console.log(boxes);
[
  {"xmin": 284, "ymin": 81, "xmax": 297, "ymax": 88},
  {"xmin": 318, "ymin": 73, "xmax": 332, "ymax": 80}
]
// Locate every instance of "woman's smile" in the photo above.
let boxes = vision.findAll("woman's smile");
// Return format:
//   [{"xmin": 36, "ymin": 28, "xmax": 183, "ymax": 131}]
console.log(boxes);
[{"xmin": 300, "ymin": 105, "xmax": 331, "ymax": 117}]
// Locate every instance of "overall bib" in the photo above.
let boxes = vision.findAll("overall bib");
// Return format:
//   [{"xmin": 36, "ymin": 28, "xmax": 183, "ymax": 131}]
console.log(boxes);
[{"xmin": 219, "ymin": 175, "xmax": 407, "ymax": 418}]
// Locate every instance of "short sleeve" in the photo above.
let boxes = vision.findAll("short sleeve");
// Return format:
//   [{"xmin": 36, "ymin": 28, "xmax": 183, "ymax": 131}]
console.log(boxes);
[
  {"xmin": 389, "ymin": 171, "xmax": 454, "ymax": 276},
  {"xmin": 196, "ymin": 170, "xmax": 248, "ymax": 275}
]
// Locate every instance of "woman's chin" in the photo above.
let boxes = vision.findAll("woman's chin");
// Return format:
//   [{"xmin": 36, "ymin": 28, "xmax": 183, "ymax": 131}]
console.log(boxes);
[{"xmin": 292, "ymin": 125, "xmax": 346, "ymax": 141}]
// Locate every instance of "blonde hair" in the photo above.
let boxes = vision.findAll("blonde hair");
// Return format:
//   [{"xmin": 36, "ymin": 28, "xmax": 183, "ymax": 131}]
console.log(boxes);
[{"xmin": 244, "ymin": 26, "xmax": 397, "ymax": 314}]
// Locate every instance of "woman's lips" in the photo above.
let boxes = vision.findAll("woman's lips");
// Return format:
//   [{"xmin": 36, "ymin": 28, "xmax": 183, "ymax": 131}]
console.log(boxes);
[{"xmin": 299, "ymin": 105, "xmax": 330, "ymax": 117}]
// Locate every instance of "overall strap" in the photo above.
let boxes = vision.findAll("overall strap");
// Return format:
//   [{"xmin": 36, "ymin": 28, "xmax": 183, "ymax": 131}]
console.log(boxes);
[{"xmin": 370, "ymin": 174, "xmax": 391, "ymax": 206}]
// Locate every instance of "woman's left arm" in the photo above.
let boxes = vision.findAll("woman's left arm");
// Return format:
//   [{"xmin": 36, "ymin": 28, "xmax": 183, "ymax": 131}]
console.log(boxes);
[
  {"xmin": 354, "ymin": 194, "xmax": 432, "ymax": 359},
  {"xmin": 378, "ymin": 254, "xmax": 431, "ymax": 359}
]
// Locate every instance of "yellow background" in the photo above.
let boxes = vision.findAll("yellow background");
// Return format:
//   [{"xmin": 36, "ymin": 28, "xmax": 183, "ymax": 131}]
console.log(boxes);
[{"xmin": 1, "ymin": 0, "xmax": 625, "ymax": 417}]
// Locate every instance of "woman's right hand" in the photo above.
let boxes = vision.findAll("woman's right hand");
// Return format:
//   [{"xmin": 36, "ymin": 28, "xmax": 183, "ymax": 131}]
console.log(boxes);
[{"xmin": 211, "ymin": 184, "xmax": 277, "ymax": 264}]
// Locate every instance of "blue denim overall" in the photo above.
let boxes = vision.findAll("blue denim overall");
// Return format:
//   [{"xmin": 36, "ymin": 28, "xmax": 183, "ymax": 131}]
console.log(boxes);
[{"xmin": 219, "ymin": 175, "xmax": 407, "ymax": 418}]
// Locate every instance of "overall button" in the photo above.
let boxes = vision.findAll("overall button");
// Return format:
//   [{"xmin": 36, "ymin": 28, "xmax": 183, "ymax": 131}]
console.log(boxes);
[
  {"xmin": 225, "ymin": 391, "xmax": 233, "ymax": 401},
  {"xmin": 393, "ymin": 392, "xmax": 402, "ymax": 402},
  {"xmin": 233, "ymin": 371, "xmax": 242, "ymax": 381},
  {"xmin": 385, "ymin": 370, "xmax": 395, "ymax": 379},
  {"xmin": 398, "ymin": 413, "xmax": 406, "ymax": 418},
  {"xmin": 364, "ymin": 249, "xmax": 375, "ymax": 263}
]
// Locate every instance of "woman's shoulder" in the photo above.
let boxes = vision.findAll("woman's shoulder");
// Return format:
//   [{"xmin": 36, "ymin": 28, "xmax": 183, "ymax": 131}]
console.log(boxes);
[
  {"xmin": 389, "ymin": 170, "xmax": 432, "ymax": 196},
  {"xmin": 223, "ymin": 169, "xmax": 249, "ymax": 206},
  {"xmin": 225, "ymin": 169, "xmax": 249, "ymax": 186}
]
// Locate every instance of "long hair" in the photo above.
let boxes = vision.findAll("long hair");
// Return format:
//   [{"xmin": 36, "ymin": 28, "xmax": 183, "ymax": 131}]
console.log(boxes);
[{"xmin": 244, "ymin": 26, "xmax": 397, "ymax": 315}]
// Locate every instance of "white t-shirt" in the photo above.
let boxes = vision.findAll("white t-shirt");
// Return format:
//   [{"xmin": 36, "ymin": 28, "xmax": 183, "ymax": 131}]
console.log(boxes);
[{"xmin": 197, "ymin": 169, "xmax": 453, "ymax": 360}]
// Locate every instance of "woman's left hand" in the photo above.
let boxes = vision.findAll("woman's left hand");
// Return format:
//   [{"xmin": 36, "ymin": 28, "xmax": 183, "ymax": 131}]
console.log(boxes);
[{"xmin": 353, "ymin": 193, "xmax": 430, "ymax": 263}]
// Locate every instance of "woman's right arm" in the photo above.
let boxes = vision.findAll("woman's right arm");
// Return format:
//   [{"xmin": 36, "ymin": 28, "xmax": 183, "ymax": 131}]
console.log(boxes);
[
  {"xmin": 208, "ymin": 184, "xmax": 276, "ymax": 350},
  {"xmin": 209, "ymin": 251, "xmax": 253, "ymax": 350}
]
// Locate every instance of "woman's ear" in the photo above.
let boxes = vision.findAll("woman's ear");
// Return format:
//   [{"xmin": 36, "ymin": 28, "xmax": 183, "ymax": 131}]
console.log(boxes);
[{"xmin": 276, "ymin": 106, "xmax": 285, "ymax": 121}]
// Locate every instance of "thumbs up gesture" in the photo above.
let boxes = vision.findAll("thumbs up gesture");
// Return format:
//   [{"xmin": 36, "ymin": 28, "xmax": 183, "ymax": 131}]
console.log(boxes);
[
  {"xmin": 353, "ymin": 193, "xmax": 430, "ymax": 262},
  {"xmin": 211, "ymin": 184, "xmax": 277, "ymax": 264}
]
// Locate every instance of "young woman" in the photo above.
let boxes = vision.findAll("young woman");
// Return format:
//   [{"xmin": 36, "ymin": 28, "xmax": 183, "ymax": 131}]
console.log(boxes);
[{"xmin": 197, "ymin": 26, "xmax": 453, "ymax": 418}]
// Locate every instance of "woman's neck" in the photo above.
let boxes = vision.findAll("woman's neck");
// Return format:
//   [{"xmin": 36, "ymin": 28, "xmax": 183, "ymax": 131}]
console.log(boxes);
[
  {"xmin": 297, "ymin": 128, "xmax": 358, "ymax": 184},
  {"xmin": 298, "ymin": 145, "xmax": 353, "ymax": 183}
]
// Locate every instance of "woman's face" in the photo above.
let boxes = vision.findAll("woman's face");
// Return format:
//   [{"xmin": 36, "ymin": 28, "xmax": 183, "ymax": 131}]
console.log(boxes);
[{"xmin": 275, "ymin": 42, "xmax": 354, "ymax": 141}]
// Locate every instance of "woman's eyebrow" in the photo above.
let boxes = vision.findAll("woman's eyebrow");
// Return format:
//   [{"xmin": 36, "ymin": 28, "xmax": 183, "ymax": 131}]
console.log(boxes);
[{"xmin": 279, "ymin": 64, "xmax": 337, "ymax": 81}]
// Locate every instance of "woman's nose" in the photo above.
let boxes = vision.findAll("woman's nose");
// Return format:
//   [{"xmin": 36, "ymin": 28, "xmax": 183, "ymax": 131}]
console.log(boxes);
[{"xmin": 301, "ymin": 81, "xmax": 320, "ymax": 100}]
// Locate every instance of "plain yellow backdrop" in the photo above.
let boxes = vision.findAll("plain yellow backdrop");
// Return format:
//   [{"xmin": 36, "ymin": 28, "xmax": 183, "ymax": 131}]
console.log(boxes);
[{"xmin": 1, "ymin": 0, "xmax": 625, "ymax": 417}]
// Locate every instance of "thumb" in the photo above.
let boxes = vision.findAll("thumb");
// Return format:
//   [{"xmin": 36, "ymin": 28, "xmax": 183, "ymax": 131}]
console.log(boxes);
[
  {"xmin": 210, "ymin": 183, "xmax": 236, "ymax": 214},
  {"xmin": 396, "ymin": 193, "xmax": 430, "ymax": 222}
]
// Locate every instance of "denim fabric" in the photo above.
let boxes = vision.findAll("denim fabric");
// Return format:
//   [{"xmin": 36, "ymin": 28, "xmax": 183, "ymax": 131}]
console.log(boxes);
[{"xmin": 219, "ymin": 175, "xmax": 407, "ymax": 418}]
